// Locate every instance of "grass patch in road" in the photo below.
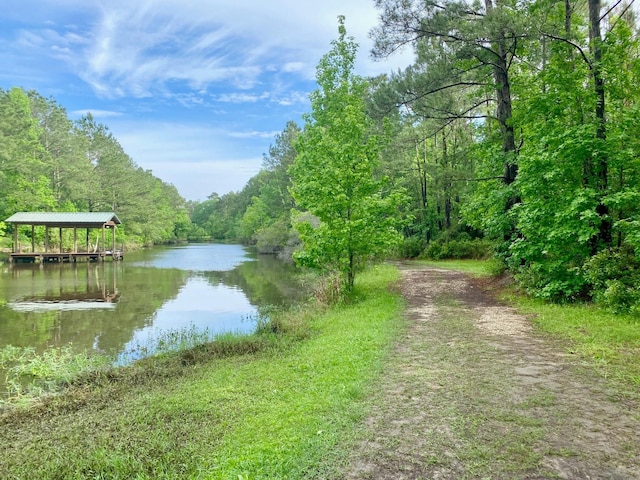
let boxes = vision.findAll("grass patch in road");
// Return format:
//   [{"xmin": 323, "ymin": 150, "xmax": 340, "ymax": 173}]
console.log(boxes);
[{"xmin": 0, "ymin": 264, "xmax": 404, "ymax": 479}]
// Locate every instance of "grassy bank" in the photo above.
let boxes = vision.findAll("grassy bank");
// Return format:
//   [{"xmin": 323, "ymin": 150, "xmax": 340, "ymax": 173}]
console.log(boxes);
[
  {"xmin": 428, "ymin": 259, "xmax": 640, "ymax": 393},
  {"xmin": 0, "ymin": 265, "xmax": 404, "ymax": 479}
]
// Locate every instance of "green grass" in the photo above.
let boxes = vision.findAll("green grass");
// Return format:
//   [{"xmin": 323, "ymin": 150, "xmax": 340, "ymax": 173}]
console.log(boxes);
[
  {"xmin": 417, "ymin": 258, "xmax": 504, "ymax": 277},
  {"xmin": 1, "ymin": 345, "xmax": 113, "ymax": 402},
  {"xmin": 0, "ymin": 264, "xmax": 404, "ymax": 479}
]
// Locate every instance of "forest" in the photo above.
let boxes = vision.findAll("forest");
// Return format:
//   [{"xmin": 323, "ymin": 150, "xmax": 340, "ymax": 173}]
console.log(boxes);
[{"xmin": 2, "ymin": 0, "xmax": 640, "ymax": 312}]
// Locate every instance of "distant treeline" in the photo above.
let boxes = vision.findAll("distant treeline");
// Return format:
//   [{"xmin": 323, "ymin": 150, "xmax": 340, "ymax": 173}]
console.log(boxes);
[{"xmin": 0, "ymin": 87, "xmax": 190, "ymax": 246}]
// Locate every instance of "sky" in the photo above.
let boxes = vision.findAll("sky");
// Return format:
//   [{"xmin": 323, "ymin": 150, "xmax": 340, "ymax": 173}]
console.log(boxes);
[{"xmin": 0, "ymin": 0, "xmax": 413, "ymax": 201}]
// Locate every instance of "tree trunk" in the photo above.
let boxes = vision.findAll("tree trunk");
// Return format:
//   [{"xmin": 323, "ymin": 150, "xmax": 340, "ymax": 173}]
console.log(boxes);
[
  {"xmin": 588, "ymin": 0, "xmax": 612, "ymax": 250},
  {"xmin": 486, "ymin": 0, "xmax": 517, "ymax": 186}
]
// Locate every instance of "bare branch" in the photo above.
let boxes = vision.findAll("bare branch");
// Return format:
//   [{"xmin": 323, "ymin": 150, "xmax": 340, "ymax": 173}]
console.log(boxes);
[
  {"xmin": 401, "ymin": 81, "xmax": 491, "ymax": 107},
  {"xmin": 539, "ymin": 31, "xmax": 594, "ymax": 70}
]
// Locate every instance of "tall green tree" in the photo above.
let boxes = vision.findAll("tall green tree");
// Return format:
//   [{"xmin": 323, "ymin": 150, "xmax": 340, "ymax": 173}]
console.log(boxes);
[
  {"xmin": 371, "ymin": 0, "xmax": 523, "ymax": 188},
  {"xmin": 500, "ymin": 1, "xmax": 640, "ymax": 300},
  {"xmin": 0, "ymin": 88, "xmax": 55, "ymax": 219},
  {"xmin": 27, "ymin": 92, "xmax": 90, "ymax": 210},
  {"xmin": 242, "ymin": 121, "xmax": 300, "ymax": 253},
  {"xmin": 290, "ymin": 16, "xmax": 406, "ymax": 291},
  {"xmin": 74, "ymin": 114, "xmax": 137, "ymax": 214}
]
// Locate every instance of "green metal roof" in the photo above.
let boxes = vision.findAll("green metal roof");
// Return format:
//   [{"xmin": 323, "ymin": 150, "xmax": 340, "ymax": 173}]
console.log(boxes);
[{"xmin": 5, "ymin": 212, "xmax": 121, "ymax": 227}]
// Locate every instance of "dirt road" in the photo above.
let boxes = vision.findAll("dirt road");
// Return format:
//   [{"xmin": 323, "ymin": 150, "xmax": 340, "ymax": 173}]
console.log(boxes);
[{"xmin": 344, "ymin": 266, "xmax": 640, "ymax": 479}]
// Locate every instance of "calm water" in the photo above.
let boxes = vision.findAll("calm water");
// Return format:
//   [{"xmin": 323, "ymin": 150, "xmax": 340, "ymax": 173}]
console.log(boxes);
[{"xmin": 0, "ymin": 244, "xmax": 305, "ymax": 364}]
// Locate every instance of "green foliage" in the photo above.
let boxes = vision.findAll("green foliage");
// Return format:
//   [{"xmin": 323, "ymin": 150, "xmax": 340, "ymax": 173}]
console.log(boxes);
[
  {"xmin": 237, "ymin": 196, "xmax": 270, "ymax": 242},
  {"xmin": 583, "ymin": 247, "xmax": 640, "ymax": 313},
  {"xmin": 398, "ymin": 235, "xmax": 426, "ymax": 259},
  {"xmin": 290, "ymin": 17, "xmax": 407, "ymax": 291},
  {"xmin": 422, "ymin": 236, "xmax": 494, "ymax": 261},
  {"xmin": 255, "ymin": 216, "xmax": 290, "ymax": 254}
]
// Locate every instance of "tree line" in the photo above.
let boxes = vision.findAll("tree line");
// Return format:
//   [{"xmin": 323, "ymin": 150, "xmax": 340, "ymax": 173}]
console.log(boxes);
[{"xmin": 0, "ymin": 88, "xmax": 191, "ymax": 247}]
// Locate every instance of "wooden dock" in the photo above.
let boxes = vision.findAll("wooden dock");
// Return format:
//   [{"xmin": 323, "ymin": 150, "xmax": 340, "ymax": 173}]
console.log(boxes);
[
  {"xmin": 10, "ymin": 251, "xmax": 123, "ymax": 264},
  {"xmin": 5, "ymin": 212, "xmax": 124, "ymax": 265}
]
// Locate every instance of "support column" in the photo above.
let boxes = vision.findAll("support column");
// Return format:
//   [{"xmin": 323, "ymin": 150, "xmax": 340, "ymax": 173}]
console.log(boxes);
[
  {"xmin": 73, "ymin": 227, "xmax": 78, "ymax": 253},
  {"xmin": 13, "ymin": 225, "xmax": 18, "ymax": 253},
  {"xmin": 59, "ymin": 228, "xmax": 63, "ymax": 253},
  {"xmin": 45, "ymin": 226, "xmax": 49, "ymax": 253},
  {"xmin": 31, "ymin": 225, "xmax": 35, "ymax": 253}
]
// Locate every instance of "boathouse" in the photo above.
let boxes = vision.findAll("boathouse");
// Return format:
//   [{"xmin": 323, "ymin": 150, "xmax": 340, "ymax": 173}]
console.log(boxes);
[{"xmin": 5, "ymin": 212, "xmax": 123, "ymax": 263}]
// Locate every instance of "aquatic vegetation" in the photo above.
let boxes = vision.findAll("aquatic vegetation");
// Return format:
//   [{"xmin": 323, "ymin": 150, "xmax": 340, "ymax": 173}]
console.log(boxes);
[{"xmin": 1, "ymin": 344, "xmax": 111, "ymax": 403}]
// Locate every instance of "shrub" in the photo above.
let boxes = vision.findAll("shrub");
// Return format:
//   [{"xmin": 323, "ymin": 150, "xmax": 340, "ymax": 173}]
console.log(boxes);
[
  {"xmin": 583, "ymin": 247, "xmax": 640, "ymax": 313},
  {"xmin": 398, "ymin": 236, "xmax": 425, "ymax": 258},
  {"xmin": 255, "ymin": 218, "xmax": 290, "ymax": 254},
  {"xmin": 422, "ymin": 238, "xmax": 494, "ymax": 260}
]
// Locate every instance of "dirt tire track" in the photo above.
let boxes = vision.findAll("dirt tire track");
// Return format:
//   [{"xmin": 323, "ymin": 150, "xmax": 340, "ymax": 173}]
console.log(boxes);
[{"xmin": 343, "ymin": 266, "xmax": 640, "ymax": 479}]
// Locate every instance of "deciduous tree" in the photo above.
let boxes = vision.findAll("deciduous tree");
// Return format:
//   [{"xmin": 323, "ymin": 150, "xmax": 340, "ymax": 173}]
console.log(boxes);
[{"xmin": 290, "ymin": 17, "xmax": 406, "ymax": 291}]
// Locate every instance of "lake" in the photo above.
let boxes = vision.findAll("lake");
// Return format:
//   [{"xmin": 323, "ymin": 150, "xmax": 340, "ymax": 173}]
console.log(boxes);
[{"xmin": 0, "ymin": 244, "xmax": 306, "ymax": 366}]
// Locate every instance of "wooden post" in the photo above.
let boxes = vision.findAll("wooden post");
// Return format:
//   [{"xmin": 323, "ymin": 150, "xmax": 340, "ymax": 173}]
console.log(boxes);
[
  {"xmin": 13, "ymin": 225, "xmax": 18, "ymax": 253},
  {"xmin": 73, "ymin": 227, "xmax": 78, "ymax": 253},
  {"xmin": 112, "ymin": 225, "xmax": 116, "ymax": 254},
  {"xmin": 45, "ymin": 226, "xmax": 49, "ymax": 253},
  {"xmin": 31, "ymin": 225, "xmax": 35, "ymax": 253},
  {"xmin": 59, "ymin": 227, "xmax": 63, "ymax": 253},
  {"xmin": 101, "ymin": 225, "xmax": 106, "ymax": 259},
  {"xmin": 86, "ymin": 228, "xmax": 90, "ymax": 253}
]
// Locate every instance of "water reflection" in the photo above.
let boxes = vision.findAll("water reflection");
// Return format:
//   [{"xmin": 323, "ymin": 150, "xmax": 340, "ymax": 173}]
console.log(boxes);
[
  {"xmin": 117, "ymin": 276, "xmax": 258, "ymax": 363},
  {"xmin": 0, "ymin": 244, "xmax": 304, "ymax": 366},
  {"xmin": 7, "ymin": 263, "xmax": 119, "ymax": 312}
]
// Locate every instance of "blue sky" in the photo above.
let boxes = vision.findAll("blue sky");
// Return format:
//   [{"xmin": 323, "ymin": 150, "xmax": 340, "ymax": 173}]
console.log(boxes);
[{"xmin": 0, "ymin": 1, "xmax": 412, "ymax": 201}]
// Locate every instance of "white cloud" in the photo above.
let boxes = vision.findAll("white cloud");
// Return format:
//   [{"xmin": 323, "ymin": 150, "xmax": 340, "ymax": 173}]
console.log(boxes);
[
  {"xmin": 282, "ymin": 62, "xmax": 305, "ymax": 73},
  {"xmin": 272, "ymin": 91, "xmax": 309, "ymax": 107},
  {"xmin": 228, "ymin": 130, "xmax": 281, "ymax": 140},
  {"xmin": 216, "ymin": 92, "xmax": 270, "ymax": 104},
  {"xmin": 70, "ymin": 109, "xmax": 123, "ymax": 119},
  {"xmin": 0, "ymin": 0, "xmax": 415, "ymax": 201},
  {"xmin": 30, "ymin": 0, "xmax": 413, "ymax": 99}
]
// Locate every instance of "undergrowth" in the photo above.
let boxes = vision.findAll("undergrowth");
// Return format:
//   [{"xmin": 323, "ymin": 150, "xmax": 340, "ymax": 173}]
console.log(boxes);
[{"xmin": 0, "ymin": 304, "xmax": 317, "ymax": 410}]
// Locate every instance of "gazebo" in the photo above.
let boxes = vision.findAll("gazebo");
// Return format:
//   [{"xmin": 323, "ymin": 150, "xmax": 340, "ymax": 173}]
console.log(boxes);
[{"xmin": 5, "ymin": 212, "xmax": 123, "ymax": 263}]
